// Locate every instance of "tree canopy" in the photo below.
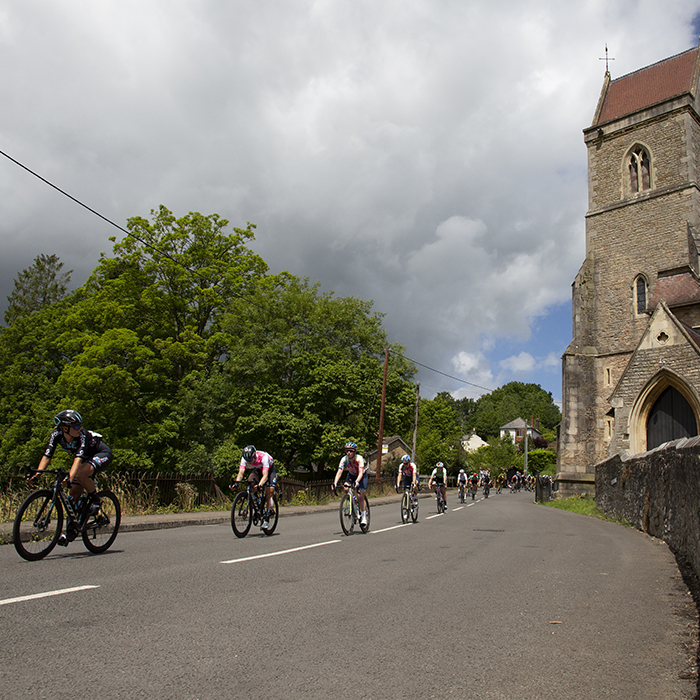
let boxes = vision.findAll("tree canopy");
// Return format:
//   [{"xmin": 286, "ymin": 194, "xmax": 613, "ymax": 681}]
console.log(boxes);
[{"xmin": 0, "ymin": 207, "xmax": 416, "ymax": 479}]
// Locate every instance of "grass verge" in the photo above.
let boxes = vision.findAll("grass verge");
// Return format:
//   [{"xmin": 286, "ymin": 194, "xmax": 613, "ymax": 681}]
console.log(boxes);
[{"xmin": 541, "ymin": 494, "xmax": 630, "ymax": 526}]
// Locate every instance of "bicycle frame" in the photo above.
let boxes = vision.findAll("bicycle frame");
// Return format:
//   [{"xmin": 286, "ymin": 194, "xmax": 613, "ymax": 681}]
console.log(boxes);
[{"xmin": 339, "ymin": 484, "xmax": 370, "ymax": 535}]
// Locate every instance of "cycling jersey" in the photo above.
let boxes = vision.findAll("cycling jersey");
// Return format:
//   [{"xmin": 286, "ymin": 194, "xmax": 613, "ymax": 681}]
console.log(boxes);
[
  {"xmin": 399, "ymin": 462, "xmax": 416, "ymax": 479},
  {"xmin": 338, "ymin": 453, "xmax": 366, "ymax": 477},
  {"xmin": 239, "ymin": 450, "xmax": 274, "ymax": 471},
  {"xmin": 44, "ymin": 428, "xmax": 105, "ymax": 461},
  {"xmin": 457, "ymin": 474, "xmax": 467, "ymax": 484},
  {"xmin": 430, "ymin": 466, "xmax": 446, "ymax": 483}
]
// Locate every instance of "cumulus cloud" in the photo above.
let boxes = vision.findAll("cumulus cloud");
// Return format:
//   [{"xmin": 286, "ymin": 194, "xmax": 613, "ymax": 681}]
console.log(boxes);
[{"xmin": 1, "ymin": 0, "xmax": 699, "ymax": 404}]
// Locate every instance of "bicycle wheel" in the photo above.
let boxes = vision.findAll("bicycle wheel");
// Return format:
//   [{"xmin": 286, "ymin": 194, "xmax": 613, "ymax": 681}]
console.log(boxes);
[
  {"xmin": 411, "ymin": 495, "xmax": 419, "ymax": 523},
  {"xmin": 13, "ymin": 489, "xmax": 63, "ymax": 561},
  {"xmin": 82, "ymin": 490, "xmax": 121, "ymax": 554},
  {"xmin": 401, "ymin": 492, "xmax": 410, "ymax": 523},
  {"xmin": 231, "ymin": 490, "xmax": 252, "ymax": 538},
  {"xmin": 360, "ymin": 498, "xmax": 370, "ymax": 533},
  {"xmin": 340, "ymin": 493, "xmax": 354, "ymax": 535},
  {"xmin": 261, "ymin": 494, "xmax": 279, "ymax": 536}
]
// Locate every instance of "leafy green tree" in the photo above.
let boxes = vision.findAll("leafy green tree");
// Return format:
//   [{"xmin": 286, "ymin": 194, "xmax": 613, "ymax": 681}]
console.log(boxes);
[
  {"xmin": 471, "ymin": 382, "xmax": 561, "ymax": 439},
  {"xmin": 525, "ymin": 448, "xmax": 556, "ymax": 475},
  {"xmin": 415, "ymin": 393, "xmax": 462, "ymax": 472},
  {"xmin": 4, "ymin": 253, "xmax": 72, "ymax": 325},
  {"xmin": 51, "ymin": 206, "xmax": 269, "ymax": 472},
  {"xmin": 216, "ymin": 274, "xmax": 416, "ymax": 472}
]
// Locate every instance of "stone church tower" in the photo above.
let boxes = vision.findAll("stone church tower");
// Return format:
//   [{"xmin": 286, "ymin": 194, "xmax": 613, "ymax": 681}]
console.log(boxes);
[{"xmin": 557, "ymin": 43, "xmax": 700, "ymax": 495}]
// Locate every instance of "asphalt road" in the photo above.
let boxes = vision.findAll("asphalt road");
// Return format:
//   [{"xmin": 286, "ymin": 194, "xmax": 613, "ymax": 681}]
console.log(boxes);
[{"xmin": 1, "ymin": 491, "xmax": 697, "ymax": 699}]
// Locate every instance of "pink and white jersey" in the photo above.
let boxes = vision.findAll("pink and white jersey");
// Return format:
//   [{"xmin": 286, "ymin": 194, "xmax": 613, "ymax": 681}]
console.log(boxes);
[
  {"xmin": 240, "ymin": 450, "xmax": 274, "ymax": 471},
  {"xmin": 338, "ymin": 453, "xmax": 365, "ymax": 477}
]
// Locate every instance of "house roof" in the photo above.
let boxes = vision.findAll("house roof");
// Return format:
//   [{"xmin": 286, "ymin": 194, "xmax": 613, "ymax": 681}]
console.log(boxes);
[
  {"xmin": 647, "ymin": 267, "xmax": 700, "ymax": 311},
  {"xmin": 500, "ymin": 418, "xmax": 529, "ymax": 430},
  {"xmin": 594, "ymin": 47, "xmax": 698, "ymax": 126}
]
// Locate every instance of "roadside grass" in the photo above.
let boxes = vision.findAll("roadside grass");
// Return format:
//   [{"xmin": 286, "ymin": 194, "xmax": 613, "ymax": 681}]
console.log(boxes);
[{"xmin": 542, "ymin": 494, "xmax": 631, "ymax": 526}]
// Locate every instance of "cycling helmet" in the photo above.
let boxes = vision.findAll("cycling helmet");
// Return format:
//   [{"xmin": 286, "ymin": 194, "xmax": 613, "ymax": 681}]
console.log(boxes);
[
  {"xmin": 401, "ymin": 455, "xmax": 411, "ymax": 463},
  {"xmin": 436, "ymin": 461, "xmax": 444, "ymax": 468},
  {"xmin": 459, "ymin": 469, "xmax": 465, "ymax": 474},
  {"xmin": 54, "ymin": 409, "xmax": 82, "ymax": 428},
  {"xmin": 344, "ymin": 442, "xmax": 357, "ymax": 451},
  {"xmin": 242, "ymin": 445, "xmax": 257, "ymax": 462}
]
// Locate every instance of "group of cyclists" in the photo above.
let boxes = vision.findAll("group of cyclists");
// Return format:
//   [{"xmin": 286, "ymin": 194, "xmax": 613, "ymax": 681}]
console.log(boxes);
[{"xmin": 30, "ymin": 409, "xmax": 535, "ymax": 544}]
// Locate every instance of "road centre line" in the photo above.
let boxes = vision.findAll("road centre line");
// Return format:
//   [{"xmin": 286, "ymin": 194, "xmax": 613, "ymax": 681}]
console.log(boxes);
[
  {"xmin": 371, "ymin": 523, "xmax": 410, "ymax": 534},
  {"xmin": 0, "ymin": 585, "xmax": 100, "ymax": 607},
  {"xmin": 425, "ymin": 513, "xmax": 444, "ymax": 520},
  {"xmin": 452, "ymin": 506, "xmax": 464, "ymax": 511},
  {"xmin": 220, "ymin": 539, "xmax": 341, "ymax": 564}
]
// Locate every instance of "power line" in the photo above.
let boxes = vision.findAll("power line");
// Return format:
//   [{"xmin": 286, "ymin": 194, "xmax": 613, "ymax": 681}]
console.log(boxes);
[{"xmin": 402, "ymin": 355, "xmax": 494, "ymax": 393}]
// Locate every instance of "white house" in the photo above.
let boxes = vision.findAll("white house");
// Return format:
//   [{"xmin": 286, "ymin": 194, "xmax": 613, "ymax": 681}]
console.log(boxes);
[{"xmin": 499, "ymin": 418, "xmax": 541, "ymax": 445}]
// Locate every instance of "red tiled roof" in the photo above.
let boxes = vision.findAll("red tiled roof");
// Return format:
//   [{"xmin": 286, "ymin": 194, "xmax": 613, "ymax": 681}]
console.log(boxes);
[
  {"xmin": 596, "ymin": 47, "xmax": 698, "ymax": 125},
  {"xmin": 647, "ymin": 269, "xmax": 700, "ymax": 311}
]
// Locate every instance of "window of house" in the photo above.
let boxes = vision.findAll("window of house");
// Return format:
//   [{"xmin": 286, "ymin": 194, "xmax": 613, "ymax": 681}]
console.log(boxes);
[
  {"xmin": 635, "ymin": 275, "xmax": 647, "ymax": 315},
  {"xmin": 629, "ymin": 146, "xmax": 651, "ymax": 194}
]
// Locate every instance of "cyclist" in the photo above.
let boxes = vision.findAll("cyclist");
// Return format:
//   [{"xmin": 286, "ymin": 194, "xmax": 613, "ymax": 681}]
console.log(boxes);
[
  {"xmin": 396, "ymin": 454, "xmax": 418, "ymax": 493},
  {"xmin": 469, "ymin": 472, "xmax": 479, "ymax": 499},
  {"xmin": 457, "ymin": 468, "xmax": 468, "ymax": 500},
  {"xmin": 332, "ymin": 442, "xmax": 369, "ymax": 525},
  {"xmin": 482, "ymin": 470, "xmax": 492, "ymax": 496},
  {"xmin": 428, "ymin": 461, "xmax": 447, "ymax": 509},
  {"xmin": 33, "ymin": 409, "xmax": 113, "ymax": 542},
  {"xmin": 232, "ymin": 445, "xmax": 278, "ymax": 529},
  {"xmin": 495, "ymin": 473, "xmax": 505, "ymax": 494}
]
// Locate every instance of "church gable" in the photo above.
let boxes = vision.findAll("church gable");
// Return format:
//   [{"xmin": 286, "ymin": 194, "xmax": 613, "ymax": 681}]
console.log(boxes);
[{"xmin": 608, "ymin": 302, "xmax": 700, "ymax": 455}]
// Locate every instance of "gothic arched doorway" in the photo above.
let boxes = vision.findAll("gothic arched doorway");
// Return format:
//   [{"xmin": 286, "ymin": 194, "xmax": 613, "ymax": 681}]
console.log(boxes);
[{"xmin": 646, "ymin": 385, "xmax": 698, "ymax": 450}]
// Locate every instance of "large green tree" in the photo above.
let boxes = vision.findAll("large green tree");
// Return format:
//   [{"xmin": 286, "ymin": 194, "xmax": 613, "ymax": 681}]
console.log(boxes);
[
  {"xmin": 0, "ymin": 207, "xmax": 418, "ymax": 479},
  {"xmin": 470, "ymin": 381, "xmax": 561, "ymax": 439}
]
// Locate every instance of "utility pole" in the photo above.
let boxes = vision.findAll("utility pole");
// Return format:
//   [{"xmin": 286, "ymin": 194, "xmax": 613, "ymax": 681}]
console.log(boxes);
[
  {"xmin": 376, "ymin": 347, "xmax": 389, "ymax": 479},
  {"xmin": 411, "ymin": 381, "xmax": 420, "ymax": 461}
]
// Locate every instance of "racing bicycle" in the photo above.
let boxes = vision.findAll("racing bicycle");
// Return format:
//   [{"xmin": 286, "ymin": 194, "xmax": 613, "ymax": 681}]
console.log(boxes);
[
  {"xmin": 433, "ymin": 484, "xmax": 447, "ymax": 514},
  {"xmin": 231, "ymin": 481, "xmax": 279, "ymax": 538},
  {"xmin": 458, "ymin": 483, "xmax": 467, "ymax": 504},
  {"xmin": 13, "ymin": 467, "xmax": 121, "ymax": 561},
  {"xmin": 400, "ymin": 485, "xmax": 419, "ymax": 523},
  {"xmin": 337, "ymin": 484, "xmax": 370, "ymax": 535}
]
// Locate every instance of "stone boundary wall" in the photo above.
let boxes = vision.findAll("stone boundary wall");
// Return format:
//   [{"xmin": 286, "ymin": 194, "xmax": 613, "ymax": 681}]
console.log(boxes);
[{"xmin": 596, "ymin": 435, "xmax": 700, "ymax": 578}]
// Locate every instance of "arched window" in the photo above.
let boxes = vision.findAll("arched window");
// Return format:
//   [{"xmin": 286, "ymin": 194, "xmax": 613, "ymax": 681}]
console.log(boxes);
[
  {"xmin": 635, "ymin": 275, "xmax": 647, "ymax": 315},
  {"xmin": 647, "ymin": 386, "xmax": 698, "ymax": 450},
  {"xmin": 629, "ymin": 146, "xmax": 651, "ymax": 194}
]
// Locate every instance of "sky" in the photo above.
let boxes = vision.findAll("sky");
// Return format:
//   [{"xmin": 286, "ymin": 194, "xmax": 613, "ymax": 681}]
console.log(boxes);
[{"xmin": 2, "ymin": 1, "xmax": 700, "ymax": 406}]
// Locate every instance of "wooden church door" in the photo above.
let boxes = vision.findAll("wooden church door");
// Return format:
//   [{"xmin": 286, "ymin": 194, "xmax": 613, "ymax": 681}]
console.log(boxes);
[{"xmin": 646, "ymin": 386, "xmax": 697, "ymax": 450}]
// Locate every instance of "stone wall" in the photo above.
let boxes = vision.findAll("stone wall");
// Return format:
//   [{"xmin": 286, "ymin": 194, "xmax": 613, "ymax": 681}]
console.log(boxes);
[{"xmin": 596, "ymin": 436, "xmax": 700, "ymax": 577}]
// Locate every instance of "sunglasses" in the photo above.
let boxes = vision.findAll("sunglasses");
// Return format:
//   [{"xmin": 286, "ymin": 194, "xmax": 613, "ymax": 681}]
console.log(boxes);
[{"xmin": 61, "ymin": 425, "xmax": 81, "ymax": 432}]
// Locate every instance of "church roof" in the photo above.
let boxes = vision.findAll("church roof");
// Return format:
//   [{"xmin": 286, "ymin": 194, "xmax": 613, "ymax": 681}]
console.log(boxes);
[
  {"xmin": 594, "ymin": 47, "xmax": 698, "ymax": 125},
  {"xmin": 647, "ymin": 267, "xmax": 700, "ymax": 312}
]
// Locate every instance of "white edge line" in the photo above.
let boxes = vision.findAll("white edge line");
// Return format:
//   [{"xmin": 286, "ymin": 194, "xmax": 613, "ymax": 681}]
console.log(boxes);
[
  {"xmin": 220, "ymin": 539, "xmax": 341, "ymax": 564},
  {"xmin": 0, "ymin": 585, "xmax": 100, "ymax": 606},
  {"xmin": 371, "ymin": 523, "xmax": 410, "ymax": 534}
]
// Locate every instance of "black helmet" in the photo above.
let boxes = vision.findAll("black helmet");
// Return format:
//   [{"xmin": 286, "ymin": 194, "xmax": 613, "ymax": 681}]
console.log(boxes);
[
  {"xmin": 54, "ymin": 409, "xmax": 82, "ymax": 428},
  {"xmin": 242, "ymin": 445, "xmax": 256, "ymax": 462}
]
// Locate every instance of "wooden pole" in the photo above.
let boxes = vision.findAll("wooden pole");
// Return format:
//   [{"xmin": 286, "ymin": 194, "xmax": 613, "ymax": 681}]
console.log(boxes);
[
  {"xmin": 411, "ymin": 381, "xmax": 420, "ymax": 461},
  {"xmin": 376, "ymin": 347, "xmax": 389, "ymax": 479}
]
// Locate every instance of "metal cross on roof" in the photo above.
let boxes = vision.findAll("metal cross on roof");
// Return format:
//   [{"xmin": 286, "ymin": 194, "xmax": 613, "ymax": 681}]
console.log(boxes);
[{"xmin": 599, "ymin": 43, "xmax": 615, "ymax": 74}]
